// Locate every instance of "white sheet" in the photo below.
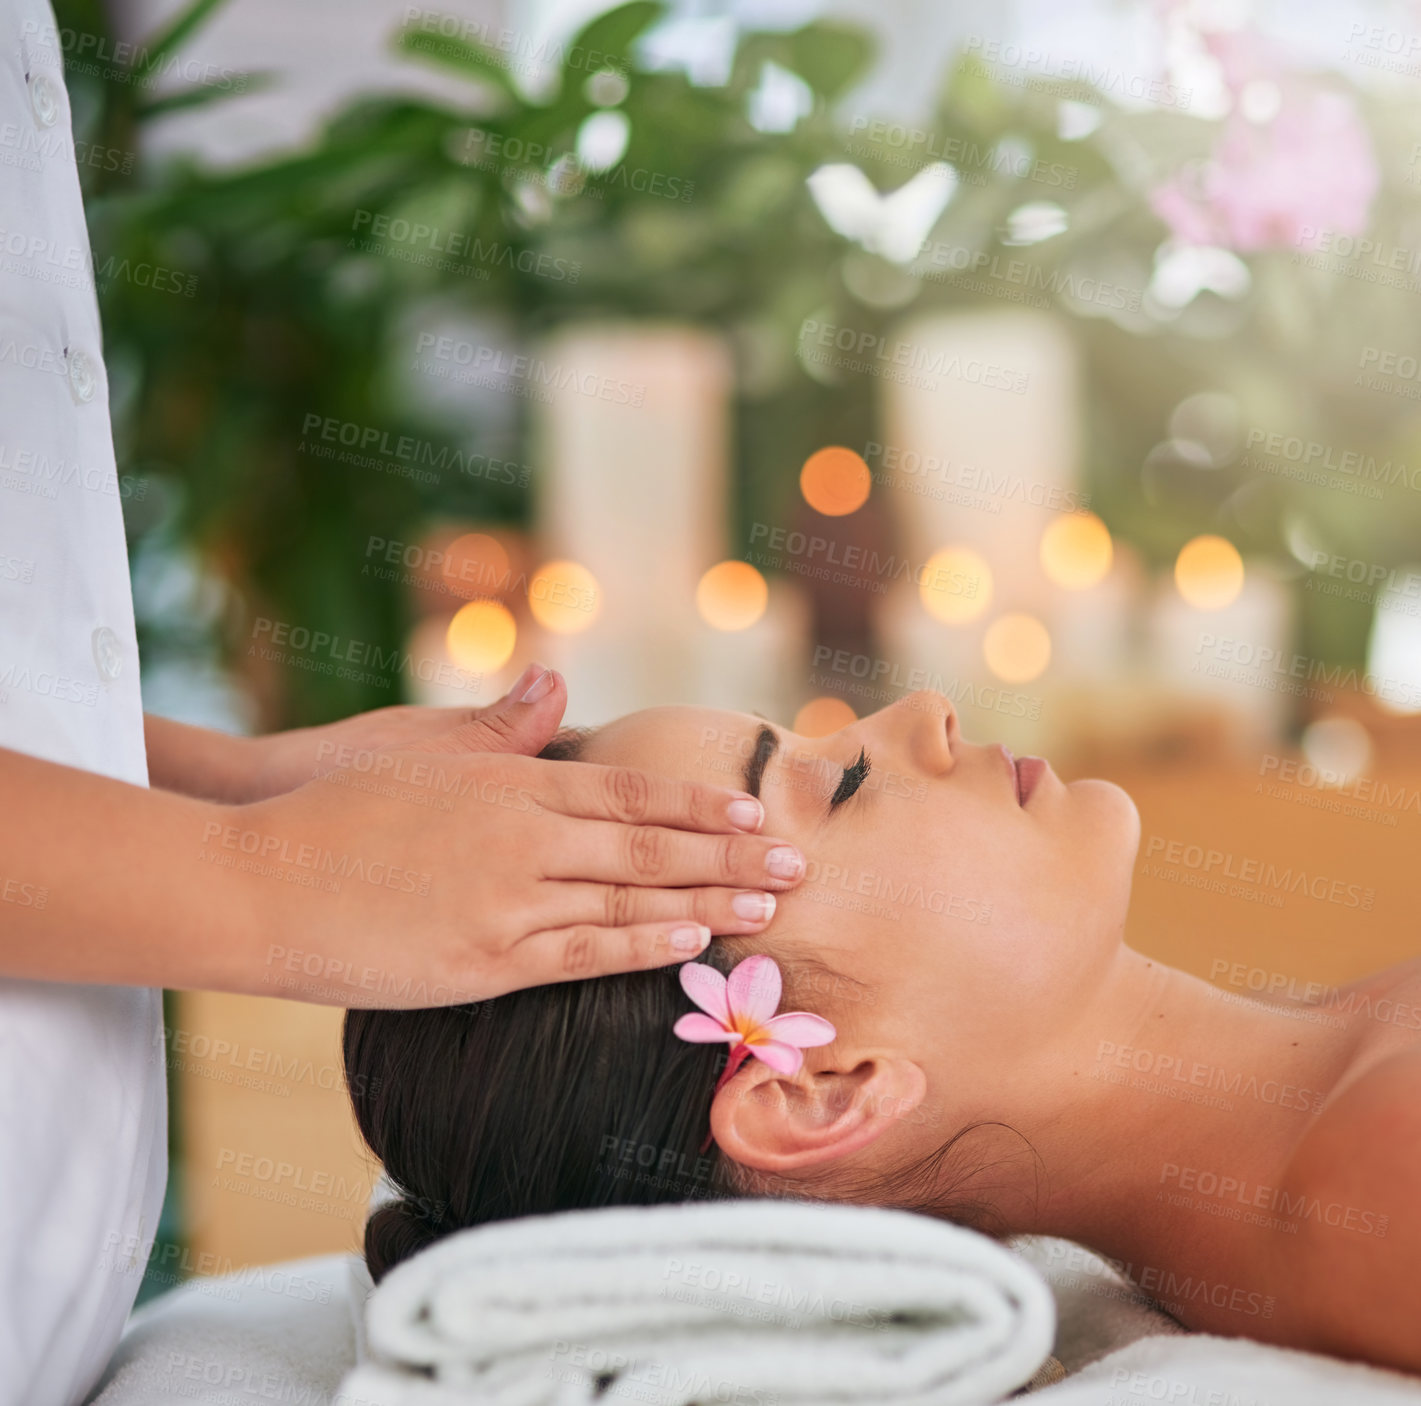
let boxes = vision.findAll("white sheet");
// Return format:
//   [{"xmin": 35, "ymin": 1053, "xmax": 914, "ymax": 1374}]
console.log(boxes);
[
  {"xmin": 84, "ymin": 1240, "xmax": 1421, "ymax": 1406},
  {"xmin": 85, "ymin": 1254, "xmax": 366, "ymax": 1406},
  {"xmin": 1032, "ymin": 1334, "xmax": 1421, "ymax": 1405}
]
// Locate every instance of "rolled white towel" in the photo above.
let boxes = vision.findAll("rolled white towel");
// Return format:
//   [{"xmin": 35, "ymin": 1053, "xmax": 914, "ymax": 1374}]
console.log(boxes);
[{"xmin": 340, "ymin": 1199, "xmax": 1055, "ymax": 1406}]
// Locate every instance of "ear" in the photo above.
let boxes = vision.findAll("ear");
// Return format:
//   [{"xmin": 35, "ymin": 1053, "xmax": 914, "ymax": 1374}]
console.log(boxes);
[{"xmin": 710, "ymin": 1052, "xmax": 927, "ymax": 1174}]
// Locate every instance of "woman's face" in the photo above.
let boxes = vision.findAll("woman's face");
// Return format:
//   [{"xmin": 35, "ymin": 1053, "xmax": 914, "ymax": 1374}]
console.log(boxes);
[{"xmin": 579, "ymin": 691, "xmax": 1140, "ymax": 1133}]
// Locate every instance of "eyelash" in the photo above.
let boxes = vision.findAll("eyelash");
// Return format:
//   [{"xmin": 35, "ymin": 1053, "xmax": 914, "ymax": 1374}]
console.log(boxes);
[{"xmin": 829, "ymin": 748, "xmax": 872, "ymax": 809}]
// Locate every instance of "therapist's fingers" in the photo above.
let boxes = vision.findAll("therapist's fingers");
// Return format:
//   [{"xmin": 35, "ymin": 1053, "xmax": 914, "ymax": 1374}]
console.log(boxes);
[
  {"xmin": 533, "ymin": 880, "xmax": 778, "ymax": 936},
  {"xmin": 539, "ymin": 816, "xmax": 806, "ymax": 891},
  {"xmin": 537, "ymin": 758, "xmax": 771, "ymax": 835},
  {"xmin": 512, "ymin": 920, "xmax": 715, "ymax": 987},
  {"xmin": 411, "ymin": 665, "xmax": 566, "ymax": 758}
]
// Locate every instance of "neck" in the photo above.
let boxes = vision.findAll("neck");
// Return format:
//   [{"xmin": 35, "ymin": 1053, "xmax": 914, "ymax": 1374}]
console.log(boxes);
[{"xmin": 996, "ymin": 945, "xmax": 1366, "ymax": 1273}]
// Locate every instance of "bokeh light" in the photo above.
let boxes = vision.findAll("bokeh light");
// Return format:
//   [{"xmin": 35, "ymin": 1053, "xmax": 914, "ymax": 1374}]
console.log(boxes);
[
  {"xmin": 697, "ymin": 561, "xmax": 769, "ymax": 631},
  {"xmin": 919, "ymin": 546, "xmax": 992, "ymax": 624},
  {"xmin": 1040, "ymin": 512, "xmax": 1113, "ymax": 590},
  {"xmin": 1301, "ymin": 716, "xmax": 1372, "ymax": 786},
  {"xmin": 794, "ymin": 696, "xmax": 856, "ymax": 737},
  {"xmin": 1175, "ymin": 534, "xmax": 1245, "ymax": 610},
  {"xmin": 1367, "ymin": 576, "xmax": 1421, "ymax": 714},
  {"xmin": 446, "ymin": 600, "xmax": 517, "ymax": 673},
  {"xmin": 528, "ymin": 559, "xmax": 600, "ymax": 634},
  {"xmin": 983, "ymin": 613, "xmax": 1051, "ymax": 683},
  {"xmin": 441, "ymin": 533, "xmax": 510, "ymax": 601},
  {"xmin": 800, "ymin": 446, "xmax": 871, "ymax": 516}
]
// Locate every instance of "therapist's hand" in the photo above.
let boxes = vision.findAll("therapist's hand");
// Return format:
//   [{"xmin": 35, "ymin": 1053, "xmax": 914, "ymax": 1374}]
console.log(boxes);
[
  {"xmin": 231, "ymin": 673, "xmax": 802, "ymax": 1006},
  {"xmin": 237, "ymin": 662, "xmax": 567, "ymax": 801},
  {"xmin": 147, "ymin": 663, "xmax": 572, "ymax": 804},
  {"xmin": 0, "ymin": 702, "xmax": 804, "ymax": 1006}
]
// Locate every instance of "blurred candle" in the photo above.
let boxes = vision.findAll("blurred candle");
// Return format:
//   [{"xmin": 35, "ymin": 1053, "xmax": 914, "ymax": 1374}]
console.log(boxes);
[
  {"xmin": 877, "ymin": 309, "xmax": 1082, "ymax": 619},
  {"xmin": 1148, "ymin": 560, "xmax": 1294, "ymax": 747},
  {"xmin": 872, "ymin": 579, "xmax": 1048, "ymax": 753},
  {"xmin": 692, "ymin": 578, "xmax": 812, "ymax": 721},
  {"xmin": 529, "ymin": 323, "xmax": 749, "ymax": 719},
  {"xmin": 1050, "ymin": 544, "xmax": 1140, "ymax": 683},
  {"xmin": 873, "ymin": 310, "xmax": 1137, "ymax": 742}
]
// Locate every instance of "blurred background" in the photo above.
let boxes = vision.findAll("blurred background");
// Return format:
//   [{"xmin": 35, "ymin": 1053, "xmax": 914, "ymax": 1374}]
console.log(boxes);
[{"xmin": 63, "ymin": 0, "xmax": 1421, "ymax": 1295}]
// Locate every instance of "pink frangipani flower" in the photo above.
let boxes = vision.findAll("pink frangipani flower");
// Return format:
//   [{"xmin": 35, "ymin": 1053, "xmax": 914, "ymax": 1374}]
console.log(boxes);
[
  {"xmin": 675, "ymin": 956, "xmax": 836, "ymax": 1154},
  {"xmin": 674, "ymin": 954, "xmax": 836, "ymax": 1086}
]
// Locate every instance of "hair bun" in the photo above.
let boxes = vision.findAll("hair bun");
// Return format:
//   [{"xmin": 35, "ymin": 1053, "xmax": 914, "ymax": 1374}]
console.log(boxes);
[{"xmin": 364, "ymin": 1197, "xmax": 443, "ymax": 1283}]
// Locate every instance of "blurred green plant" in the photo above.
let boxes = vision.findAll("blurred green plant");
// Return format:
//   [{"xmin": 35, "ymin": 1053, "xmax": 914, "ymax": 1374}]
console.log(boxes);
[{"xmin": 62, "ymin": 0, "xmax": 1421, "ymax": 732}]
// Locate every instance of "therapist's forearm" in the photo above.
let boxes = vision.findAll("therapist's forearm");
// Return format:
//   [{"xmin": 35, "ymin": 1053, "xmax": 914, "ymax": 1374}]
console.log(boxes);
[
  {"xmin": 144, "ymin": 714, "xmax": 260, "ymax": 803},
  {"xmin": 0, "ymin": 745, "xmax": 258, "ymax": 990}
]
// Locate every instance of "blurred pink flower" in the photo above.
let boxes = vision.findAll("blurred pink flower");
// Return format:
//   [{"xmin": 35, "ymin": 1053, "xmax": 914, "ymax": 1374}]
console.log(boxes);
[
  {"xmin": 1151, "ymin": 88, "xmax": 1378, "ymax": 252},
  {"xmin": 1150, "ymin": 24, "xmax": 1378, "ymax": 253}
]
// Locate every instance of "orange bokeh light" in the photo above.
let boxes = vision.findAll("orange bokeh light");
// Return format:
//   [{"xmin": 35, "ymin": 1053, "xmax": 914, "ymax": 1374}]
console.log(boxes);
[
  {"xmin": 697, "ymin": 561, "xmax": 769, "ymax": 631},
  {"xmin": 1040, "ymin": 512, "xmax": 1113, "ymax": 590},
  {"xmin": 919, "ymin": 546, "xmax": 992, "ymax": 625},
  {"xmin": 983, "ymin": 613, "xmax": 1051, "ymax": 683},
  {"xmin": 1175, "ymin": 535, "xmax": 1244, "ymax": 610},
  {"xmin": 528, "ymin": 559, "xmax": 600, "ymax": 634},
  {"xmin": 800, "ymin": 446, "xmax": 871, "ymax": 516},
  {"xmin": 441, "ymin": 533, "xmax": 511, "ymax": 600},
  {"xmin": 793, "ymin": 696, "xmax": 856, "ymax": 737},
  {"xmin": 446, "ymin": 600, "xmax": 517, "ymax": 673}
]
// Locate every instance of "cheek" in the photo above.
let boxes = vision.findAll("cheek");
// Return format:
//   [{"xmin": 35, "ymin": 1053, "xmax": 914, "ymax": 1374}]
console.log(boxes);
[{"xmin": 956, "ymin": 782, "xmax": 1139, "ymax": 936}]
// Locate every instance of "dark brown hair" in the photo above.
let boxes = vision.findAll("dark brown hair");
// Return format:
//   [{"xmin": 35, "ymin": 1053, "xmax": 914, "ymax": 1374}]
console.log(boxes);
[{"xmin": 343, "ymin": 734, "xmax": 1027, "ymax": 1281}]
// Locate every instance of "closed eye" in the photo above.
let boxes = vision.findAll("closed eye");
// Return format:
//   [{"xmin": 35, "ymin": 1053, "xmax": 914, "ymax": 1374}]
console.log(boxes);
[{"xmin": 829, "ymin": 748, "xmax": 872, "ymax": 811}]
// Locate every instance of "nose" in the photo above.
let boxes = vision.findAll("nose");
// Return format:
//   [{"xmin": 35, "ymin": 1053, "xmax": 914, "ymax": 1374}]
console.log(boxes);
[{"xmin": 860, "ymin": 690, "xmax": 957, "ymax": 776}]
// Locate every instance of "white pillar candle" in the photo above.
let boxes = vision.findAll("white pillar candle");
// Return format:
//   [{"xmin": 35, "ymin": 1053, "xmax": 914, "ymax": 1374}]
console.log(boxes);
[
  {"xmin": 877, "ymin": 308, "xmax": 1082, "ymax": 620},
  {"xmin": 692, "ymin": 579, "xmax": 813, "ymax": 724},
  {"xmin": 522, "ymin": 322, "xmax": 738, "ymax": 717},
  {"xmin": 869, "ymin": 309, "xmax": 1089, "ymax": 753},
  {"xmin": 872, "ymin": 578, "xmax": 1051, "ymax": 755},
  {"xmin": 1050, "ymin": 545, "xmax": 1141, "ymax": 683},
  {"xmin": 532, "ymin": 323, "xmax": 732, "ymax": 652},
  {"xmin": 1147, "ymin": 563, "xmax": 1295, "ymax": 748}
]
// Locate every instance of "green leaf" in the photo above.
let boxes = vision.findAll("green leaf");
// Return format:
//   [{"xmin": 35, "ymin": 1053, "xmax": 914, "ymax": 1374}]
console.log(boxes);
[
  {"xmin": 134, "ymin": 0, "xmax": 231, "ymax": 82},
  {"xmin": 783, "ymin": 23, "xmax": 874, "ymax": 99},
  {"xmin": 394, "ymin": 24, "xmax": 521, "ymax": 99},
  {"xmin": 136, "ymin": 71, "xmax": 275, "ymax": 120},
  {"xmin": 567, "ymin": 1, "xmax": 665, "ymax": 76}
]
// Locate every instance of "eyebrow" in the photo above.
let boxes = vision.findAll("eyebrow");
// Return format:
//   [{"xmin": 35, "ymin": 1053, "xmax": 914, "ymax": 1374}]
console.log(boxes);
[{"xmin": 742, "ymin": 724, "xmax": 779, "ymax": 799}]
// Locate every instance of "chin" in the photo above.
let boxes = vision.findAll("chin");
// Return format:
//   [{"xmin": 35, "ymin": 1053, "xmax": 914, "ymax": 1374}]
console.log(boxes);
[{"xmin": 1067, "ymin": 776, "xmax": 1141, "ymax": 857}]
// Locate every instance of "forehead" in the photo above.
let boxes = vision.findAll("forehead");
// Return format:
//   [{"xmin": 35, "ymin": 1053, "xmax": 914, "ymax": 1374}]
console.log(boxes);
[{"xmin": 580, "ymin": 706, "xmax": 760, "ymax": 788}]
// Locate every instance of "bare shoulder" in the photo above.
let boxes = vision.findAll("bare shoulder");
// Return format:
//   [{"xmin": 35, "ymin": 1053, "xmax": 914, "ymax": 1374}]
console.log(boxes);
[{"xmin": 1265, "ymin": 1048, "xmax": 1421, "ymax": 1371}]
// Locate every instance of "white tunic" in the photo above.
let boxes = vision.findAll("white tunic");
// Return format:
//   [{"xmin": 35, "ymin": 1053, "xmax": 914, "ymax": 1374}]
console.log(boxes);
[{"xmin": 0, "ymin": 4, "xmax": 167, "ymax": 1402}]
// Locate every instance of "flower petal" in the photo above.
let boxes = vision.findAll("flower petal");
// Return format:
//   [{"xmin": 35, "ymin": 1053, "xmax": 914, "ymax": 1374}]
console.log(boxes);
[
  {"xmin": 748, "ymin": 1040, "xmax": 804, "ymax": 1076},
  {"xmin": 679, "ymin": 962, "xmax": 730, "ymax": 1025},
  {"xmin": 673, "ymin": 1013, "xmax": 736, "ymax": 1044},
  {"xmin": 763, "ymin": 1012, "xmax": 837, "ymax": 1047},
  {"xmin": 727, "ymin": 954, "xmax": 781, "ymax": 1026}
]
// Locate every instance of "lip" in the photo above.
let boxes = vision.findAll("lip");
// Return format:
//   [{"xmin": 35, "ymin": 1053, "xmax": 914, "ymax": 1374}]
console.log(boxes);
[
  {"xmin": 998, "ymin": 745, "xmax": 1018, "ymax": 802},
  {"xmin": 998, "ymin": 745, "xmax": 1048, "ymax": 807},
  {"xmin": 1015, "ymin": 756, "xmax": 1049, "ymax": 807}
]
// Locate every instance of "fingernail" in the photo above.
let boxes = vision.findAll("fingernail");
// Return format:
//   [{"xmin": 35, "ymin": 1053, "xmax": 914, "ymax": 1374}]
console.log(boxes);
[
  {"xmin": 731, "ymin": 891, "xmax": 775, "ymax": 924},
  {"xmin": 519, "ymin": 667, "xmax": 556, "ymax": 703},
  {"xmin": 766, "ymin": 846, "xmax": 804, "ymax": 880},
  {"xmin": 726, "ymin": 795, "xmax": 763, "ymax": 832},
  {"xmin": 504, "ymin": 663, "xmax": 542, "ymax": 700},
  {"xmin": 670, "ymin": 923, "xmax": 711, "ymax": 953}
]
